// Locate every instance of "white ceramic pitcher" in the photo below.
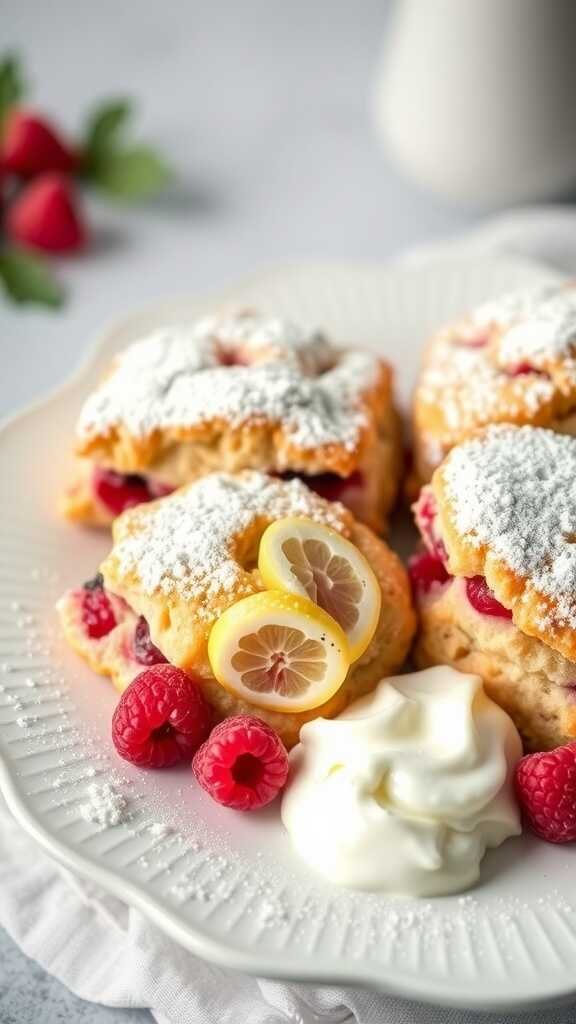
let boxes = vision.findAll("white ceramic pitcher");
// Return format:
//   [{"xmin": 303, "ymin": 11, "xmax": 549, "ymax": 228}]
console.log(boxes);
[{"xmin": 374, "ymin": 0, "xmax": 576, "ymax": 206}]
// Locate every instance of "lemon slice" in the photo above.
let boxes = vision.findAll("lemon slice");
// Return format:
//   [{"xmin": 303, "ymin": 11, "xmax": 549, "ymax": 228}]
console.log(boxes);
[
  {"xmin": 258, "ymin": 517, "xmax": 381, "ymax": 660},
  {"xmin": 208, "ymin": 590, "xmax": 350, "ymax": 713}
]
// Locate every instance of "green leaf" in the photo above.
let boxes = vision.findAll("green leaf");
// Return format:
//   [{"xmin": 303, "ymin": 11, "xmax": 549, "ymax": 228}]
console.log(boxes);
[
  {"xmin": 82, "ymin": 98, "xmax": 133, "ymax": 163},
  {"xmin": 0, "ymin": 247, "xmax": 64, "ymax": 308},
  {"xmin": 0, "ymin": 53, "xmax": 26, "ymax": 127},
  {"xmin": 90, "ymin": 145, "xmax": 171, "ymax": 200}
]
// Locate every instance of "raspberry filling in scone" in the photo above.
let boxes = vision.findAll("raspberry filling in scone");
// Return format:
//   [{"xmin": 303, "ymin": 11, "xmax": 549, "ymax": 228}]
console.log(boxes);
[
  {"xmin": 411, "ymin": 281, "xmax": 576, "ymax": 489},
  {"xmin": 62, "ymin": 311, "xmax": 402, "ymax": 532},
  {"xmin": 92, "ymin": 467, "xmax": 174, "ymax": 517},
  {"xmin": 58, "ymin": 573, "xmax": 168, "ymax": 687},
  {"xmin": 57, "ymin": 472, "xmax": 415, "ymax": 749},
  {"xmin": 411, "ymin": 425, "xmax": 576, "ymax": 752}
]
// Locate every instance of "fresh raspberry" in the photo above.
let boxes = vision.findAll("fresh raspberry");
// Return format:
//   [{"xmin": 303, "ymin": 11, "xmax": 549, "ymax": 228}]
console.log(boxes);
[
  {"xmin": 133, "ymin": 616, "xmax": 168, "ymax": 666},
  {"xmin": 3, "ymin": 109, "xmax": 77, "ymax": 177},
  {"xmin": 81, "ymin": 576, "xmax": 116, "ymax": 639},
  {"xmin": 7, "ymin": 172, "xmax": 86, "ymax": 253},
  {"xmin": 515, "ymin": 743, "xmax": 576, "ymax": 844},
  {"xmin": 192, "ymin": 715, "xmax": 289, "ymax": 810},
  {"xmin": 466, "ymin": 575, "xmax": 512, "ymax": 619},
  {"xmin": 112, "ymin": 665, "xmax": 212, "ymax": 768},
  {"xmin": 408, "ymin": 549, "xmax": 450, "ymax": 595},
  {"xmin": 93, "ymin": 467, "xmax": 172, "ymax": 516}
]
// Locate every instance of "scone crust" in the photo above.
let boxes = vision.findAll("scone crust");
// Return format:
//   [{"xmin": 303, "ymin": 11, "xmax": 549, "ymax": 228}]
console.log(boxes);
[
  {"xmin": 65, "ymin": 312, "xmax": 403, "ymax": 531},
  {"xmin": 77, "ymin": 358, "xmax": 393, "ymax": 480},
  {"xmin": 412, "ymin": 282, "xmax": 576, "ymax": 485},
  {"xmin": 62, "ymin": 401, "xmax": 402, "ymax": 534},
  {"xmin": 431, "ymin": 426, "xmax": 576, "ymax": 663},
  {"xmin": 414, "ymin": 579, "xmax": 576, "ymax": 752},
  {"xmin": 75, "ymin": 312, "xmax": 396, "ymax": 478}
]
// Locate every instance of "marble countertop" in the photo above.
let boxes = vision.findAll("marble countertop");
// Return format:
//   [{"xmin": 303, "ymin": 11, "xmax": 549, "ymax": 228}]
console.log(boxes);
[{"xmin": 1, "ymin": 0, "xmax": 478, "ymax": 1019}]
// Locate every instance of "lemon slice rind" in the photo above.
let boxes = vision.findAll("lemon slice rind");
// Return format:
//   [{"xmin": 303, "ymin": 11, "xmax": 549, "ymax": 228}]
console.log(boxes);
[
  {"xmin": 258, "ymin": 517, "xmax": 381, "ymax": 660},
  {"xmin": 208, "ymin": 589, "xmax": 351, "ymax": 714}
]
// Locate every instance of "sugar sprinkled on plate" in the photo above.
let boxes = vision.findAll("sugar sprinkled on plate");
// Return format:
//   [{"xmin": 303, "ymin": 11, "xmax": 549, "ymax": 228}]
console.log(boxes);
[{"xmin": 79, "ymin": 782, "xmax": 127, "ymax": 828}]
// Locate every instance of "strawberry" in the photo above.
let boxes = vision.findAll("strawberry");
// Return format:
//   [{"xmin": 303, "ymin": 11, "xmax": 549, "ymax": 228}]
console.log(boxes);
[
  {"xmin": 6, "ymin": 173, "xmax": 86, "ymax": 253},
  {"xmin": 2, "ymin": 109, "xmax": 77, "ymax": 177}
]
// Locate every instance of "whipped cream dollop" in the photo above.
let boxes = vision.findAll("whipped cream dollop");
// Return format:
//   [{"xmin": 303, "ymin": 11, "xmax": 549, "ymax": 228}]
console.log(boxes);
[{"xmin": 281, "ymin": 667, "xmax": 522, "ymax": 896}]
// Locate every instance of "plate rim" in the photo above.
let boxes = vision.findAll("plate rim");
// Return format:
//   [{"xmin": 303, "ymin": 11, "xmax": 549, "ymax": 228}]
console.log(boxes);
[
  {"xmin": 2, "ymin": 254, "xmax": 573, "ymax": 1014},
  {"xmin": 2, "ymin": 754, "xmax": 576, "ymax": 1015}
]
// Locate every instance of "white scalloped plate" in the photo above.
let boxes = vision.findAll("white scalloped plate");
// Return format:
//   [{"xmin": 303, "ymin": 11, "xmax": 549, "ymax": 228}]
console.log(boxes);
[{"xmin": 2, "ymin": 257, "xmax": 576, "ymax": 1014}]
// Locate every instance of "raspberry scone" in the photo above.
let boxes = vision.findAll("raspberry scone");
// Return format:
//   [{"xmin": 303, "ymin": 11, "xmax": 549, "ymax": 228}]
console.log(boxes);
[
  {"xmin": 411, "ymin": 425, "xmax": 576, "ymax": 751},
  {"xmin": 412, "ymin": 281, "xmax": 576, "ymax": 488},
  {"xmin": 58, "ymin": 472, "xmax": 415, "ymax": 748},
  {"xmin": 63, "ymin": 311, "xmax": 402, "ymax": 533}
]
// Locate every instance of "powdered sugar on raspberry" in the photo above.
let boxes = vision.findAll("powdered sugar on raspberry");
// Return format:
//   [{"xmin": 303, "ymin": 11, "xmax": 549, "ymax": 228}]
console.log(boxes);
[
  {"xmin": 443, "ymin": 426, "xmax": 576, "ymax": 630},
  {"xmin": 111, "ymin": 471, "xmax": 347, "ymax": 606},
  {"xmin": 77, "ymin": 311, "xmax": 379, "ymax": 453}
]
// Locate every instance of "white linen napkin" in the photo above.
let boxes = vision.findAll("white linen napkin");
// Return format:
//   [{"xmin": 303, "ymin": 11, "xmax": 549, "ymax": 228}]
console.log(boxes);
[{"xmin": 3, "ymin": 206, "xmax": 576, "ymax": 1024}]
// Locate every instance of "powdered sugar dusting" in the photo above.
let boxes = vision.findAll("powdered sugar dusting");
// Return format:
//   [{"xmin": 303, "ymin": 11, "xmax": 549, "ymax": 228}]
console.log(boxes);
[
  {"xmin": 474, "ymin": 284, "xmax": 576, "ymax": 363},
  {"xmin": 443, "ymin": 426, "xmax": 576, "ymax": 630},
  {"xmin": 77, "ymin": 311, "xmax": 378, "ymax": 453},
  {"xmin": 418, "ymin": 340, "xmax": 554, "ymax": 436},
  {"xmin": 194, "ymin": 311, "xmax": 333, "ymax": 370},
  {"xmin": 79, "ymin": 782, "xmax": 127, "ymax": 827},
  {"xmin": 112, "ymin": 471, "xmax": 346, "ymax": 605},
  {"xmin": 417, "ymin": 284, "xmax": 576, "ymax": 445}
]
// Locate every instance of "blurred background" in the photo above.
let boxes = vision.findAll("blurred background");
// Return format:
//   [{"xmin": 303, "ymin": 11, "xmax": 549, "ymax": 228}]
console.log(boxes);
[{"xmin": 1, "ymin": 0, "xmax": 489, "ymax": 422}]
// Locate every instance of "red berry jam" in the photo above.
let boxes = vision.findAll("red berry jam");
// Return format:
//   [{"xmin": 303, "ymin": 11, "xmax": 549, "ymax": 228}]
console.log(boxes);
[
  {"xmin": 453, "ymin": 332, "xmax": 488, "ymax": 349},
  {"xmin": 408, "ymin": 549, "xmax": 450, "ymax": 595},
  {"xmin": 280, "ymin": 471, "xmax": 364, "ymax": 512},
  {"xmin": 93, "ymin": 467, "xmax": 172, "ymax": 517},
  {"xmin": 217, "ymin": 345, "xmax": 249, "ymax": 366},
  {"xmin": 413, "ymin": 487, "xmax": 448, "ymax": 564},
  {"xmin": 465, "ymin": 576, "xmax": 512, "ymax": 619},
  {"xmin": 81, "ymin": 575, "xmax": 117, "ymax": 638},
  {"xmin": 133, "ymin": 616, "xmax": 168, "ymax": 666},
  {"xmin": 507, "ymin": 362, "xmax": 549, "ymax": 378},
  {"xmin": 307, "ymin": 470, "xmax": 363, "ymax": 504}
]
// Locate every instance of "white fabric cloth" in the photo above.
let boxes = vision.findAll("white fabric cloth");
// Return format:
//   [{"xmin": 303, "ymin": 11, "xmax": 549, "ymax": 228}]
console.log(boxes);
[{"xmin": 3, "ymin": 206, "xmax": 576, "ymax": 1024}]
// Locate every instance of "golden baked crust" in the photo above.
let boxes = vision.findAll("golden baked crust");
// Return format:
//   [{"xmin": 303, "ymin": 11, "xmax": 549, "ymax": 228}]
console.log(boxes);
[
  {"xmin": 62, "ymin": 402, "xmax": 402, "ymax": 534},
  {"xmin": 58, "ymin": 472, "xmax": 415, "ymax": 748},
  {"xmin": 431, "ymin": 425, "xmax": 576, "ymax": 663},
  {"xmin": 60, "ymin": 458, "xmax": 113, "ymax": 527},
  {"xmin": 63, "ymin": 311, "xmax": 402, "ymax": 532},
  {"xmin": 414, "ymin": 578, "xmax": 576, "ymax": 752},
  {"xmin": 410, "ymin": 425, "xmax": 576, "ymax": 750},
  {"xmin": 412, "ymin": 282, "xmax": 576, "ymax": 486}
]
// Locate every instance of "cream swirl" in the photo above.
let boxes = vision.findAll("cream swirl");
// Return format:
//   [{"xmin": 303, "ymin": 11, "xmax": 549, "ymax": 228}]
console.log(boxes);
[{"xmin": 281, "ymin": 667, "xmax": 522, "ymax": 896}]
